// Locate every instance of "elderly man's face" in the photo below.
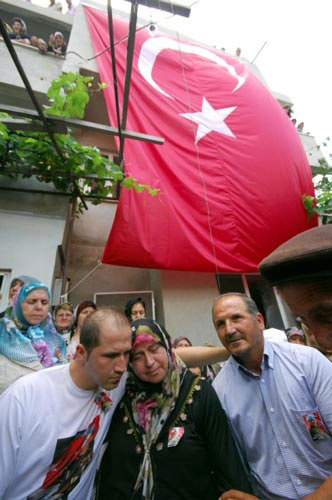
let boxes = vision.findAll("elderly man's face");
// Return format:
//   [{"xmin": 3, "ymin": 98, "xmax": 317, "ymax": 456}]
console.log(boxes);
[
  {"xmin": 279, "ymin": 281, "xmax": 332, "ymax": 351},
  {"xmin": 213, "ymin": 295, "xmax": 265, "ymax": 362}
]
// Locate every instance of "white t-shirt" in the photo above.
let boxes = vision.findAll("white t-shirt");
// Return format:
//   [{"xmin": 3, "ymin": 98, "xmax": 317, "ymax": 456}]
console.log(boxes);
[
  {"xmin": 264, "ymin": 327, "xmax": 287, "ymax": 343},
  {"xmin": 0, "ymin": 364, "xmax": 126, "ymax": 499}
]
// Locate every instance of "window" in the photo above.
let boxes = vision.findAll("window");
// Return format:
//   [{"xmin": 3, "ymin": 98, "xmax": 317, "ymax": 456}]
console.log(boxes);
[{"xmin": 0, "ymin": 270, "xmax": 11, "ymax": 312}]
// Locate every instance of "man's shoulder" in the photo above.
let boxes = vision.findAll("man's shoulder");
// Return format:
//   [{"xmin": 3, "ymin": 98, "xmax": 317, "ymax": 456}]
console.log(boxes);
[
  {"xmin": 267, "ymin": 339, "xmax": 332, "ymax": 374},
  {"xmin": 269, "ymin": 338, "xmax": 317, "ymax": 360},
  {"xmin": 212, "ymin": 359, "xmax": 235, "ymax": 393},
  {"xmin": 2, "ymin": 364, "xmax": 68, "ymax": 398}
]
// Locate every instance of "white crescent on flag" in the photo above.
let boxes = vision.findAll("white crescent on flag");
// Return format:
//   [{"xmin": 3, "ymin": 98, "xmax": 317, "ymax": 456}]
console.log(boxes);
[{"xmin": 137, "ymin": 36, "xmax": 247, "ymax": 98}]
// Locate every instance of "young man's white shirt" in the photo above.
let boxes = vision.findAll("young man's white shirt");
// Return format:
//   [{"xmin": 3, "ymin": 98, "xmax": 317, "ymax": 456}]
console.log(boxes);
[{"xmin": 0, "ymin": 364, "xmax": 126, "ymax": 499}]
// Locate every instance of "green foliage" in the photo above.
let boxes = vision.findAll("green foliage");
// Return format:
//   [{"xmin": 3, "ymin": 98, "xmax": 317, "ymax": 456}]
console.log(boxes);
[
  {"xmin": 302, "ymin": 139, "xmax": 332, "ymax": 224},
  {"xmin": 45, "ymin": 72, "xmax": 93, "ymax": 119},
  {"xmin": 0, "ymin": 73, "xmax": 158, "ymax": 209}
]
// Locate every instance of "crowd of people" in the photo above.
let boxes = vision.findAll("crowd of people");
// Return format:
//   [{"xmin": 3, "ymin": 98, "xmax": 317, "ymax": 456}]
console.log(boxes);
[
  {"xmin": 0, "ymin": 224, "xmax": 331, "ymax": 499},
  {"xmin": 48, "ymin": 0, "xmax": 77, "ymax": 15},
  {"xmin": 22, "ymin": 0, "xmax": 78, "ymax": 16},
  {"xmin": 1, "ymin": 16, "xmax": 68, "ymax": 55}
]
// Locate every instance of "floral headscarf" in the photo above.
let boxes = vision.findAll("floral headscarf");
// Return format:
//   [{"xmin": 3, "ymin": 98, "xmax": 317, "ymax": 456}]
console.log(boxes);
[
  {"xmin": 0, "ymin": 282, "xmax": 66, "ymax": 367},
  {"xmin": 126, "ymin": 319, "xmax": 182, "ymax": 500}
]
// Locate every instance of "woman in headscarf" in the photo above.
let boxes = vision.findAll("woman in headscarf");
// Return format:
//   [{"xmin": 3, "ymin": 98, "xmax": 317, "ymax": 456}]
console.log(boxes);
[
  {"xmin": 66, "ymin": 300, "xmax": 97, "ymax": 360},
  {"xmin": 97, "ymin": 318, "xmax": 251, "ymax": 500},
  {"xmin": 51, "ymin": 31, "xmax": 67, "ymax": 55},
  {"xmin": 0, "ymin": 282, "xmax": 66, "ymax": 393},
  {"xmin": 0, "ymin": 275, "xmax": 38, "ymax": 319}
]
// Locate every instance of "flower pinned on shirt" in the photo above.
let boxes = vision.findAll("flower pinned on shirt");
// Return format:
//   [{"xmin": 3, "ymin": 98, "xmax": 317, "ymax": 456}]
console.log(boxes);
[
  {"xmin": 32, "ymin": 340, "xmax": 54, "ymax": 367},
  {"xmin": 136, "ymin": 399, "xmax": 158, "ymax": 432},
  {"xmin": 95, "ymin": 391, "xmax": 113, "ymax": 413}
]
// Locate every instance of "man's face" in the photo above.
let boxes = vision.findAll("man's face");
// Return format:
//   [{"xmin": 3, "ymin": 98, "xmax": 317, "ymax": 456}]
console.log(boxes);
[
  {"xmin": 213, "ymin": 295, "xmax": 264, "ymax": 361},
  {"xmin": 279, "ymin": 281, "xmax": 332, "ymax": 351},
  {"xmin": 83, "ymin": 318, "xmax": 132, "ymax": 390}
]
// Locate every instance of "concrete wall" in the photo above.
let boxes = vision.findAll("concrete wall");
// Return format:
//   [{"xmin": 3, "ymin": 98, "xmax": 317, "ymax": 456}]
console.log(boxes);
[
  {"xmin": 0, "ymin": 210, "xmax": 66, "ymax": 286},
  {"xmin": 67, "ymin": 202, "xmax": 156, "ymax": 308},
  {"xmin": 161, "ymin": 270, "xmax": 220, "ymax": 345},
  {"xmin": 0, "ymin": 176, "xmax": 69, "ymax": 292}
]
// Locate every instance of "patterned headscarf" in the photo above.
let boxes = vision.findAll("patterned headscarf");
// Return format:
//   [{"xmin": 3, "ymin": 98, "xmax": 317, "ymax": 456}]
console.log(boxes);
[
  {"xmin": 127, "ymin": 319, "xmax": 182, "ymax": 500},
  {"xmin": 0, "ymin": 282, "xmax": 66, "ymax": 367}
]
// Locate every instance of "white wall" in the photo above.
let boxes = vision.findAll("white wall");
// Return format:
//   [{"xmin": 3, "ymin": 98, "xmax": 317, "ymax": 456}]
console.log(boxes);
[
  {"xmin": 0, "ymin": 211, "xmax": 66, "ymax": 288},
  {"xmin": 161, "ymin": 270, "xmax": 220, "ymax": 345}
]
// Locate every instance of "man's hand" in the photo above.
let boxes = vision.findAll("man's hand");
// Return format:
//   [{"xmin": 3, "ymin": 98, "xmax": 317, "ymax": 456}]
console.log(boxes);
[
  {"xmin": 220, "ymin": 490, "xmax": 260, "ymax": 500},
  {"xmin": 302, "ymin": 475, "xmax": 332, "ymax": 500}
]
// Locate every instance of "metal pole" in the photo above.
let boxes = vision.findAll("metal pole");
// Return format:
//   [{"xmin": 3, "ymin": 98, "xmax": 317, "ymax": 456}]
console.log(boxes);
[
  {"xmin": 62, "ymin": 196, "xmax": 77, "ymax": 295},
  {"xmin": 107, "ymin": 0, "xmax": 124, "ymax": 157},
  {"xmin": 119, "ymin": 0, "xmax": 139, "ymax": 161}
]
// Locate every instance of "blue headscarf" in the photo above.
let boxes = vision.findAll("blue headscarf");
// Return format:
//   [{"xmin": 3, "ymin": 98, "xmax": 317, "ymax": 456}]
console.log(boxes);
[{"xmin": 0, "ymin": 282, "xmax": 66, "ymax": 367}]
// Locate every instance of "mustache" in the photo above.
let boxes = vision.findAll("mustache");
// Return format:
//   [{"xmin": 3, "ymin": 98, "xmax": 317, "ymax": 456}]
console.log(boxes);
[{"xmin": 225, "ymin": 333, "xmax": 242, "ymax": 342}]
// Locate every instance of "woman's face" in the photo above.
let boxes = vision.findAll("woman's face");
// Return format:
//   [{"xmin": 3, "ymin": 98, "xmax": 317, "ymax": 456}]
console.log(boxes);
[
  {"xmin": 9, "ymin": 280, "xmax": 24, "ymax": 301},
  {"xmin": 131, "ymin": 341, "xmax": 168, "ymax": 384},
  {"xmin": 77, "ymin": 306, "xmax": 95, "ymax": 329},
  {"xmin": 21, "ymin": 289, "xmax": 50, "ymax": 325},
  {"xmin": 55, "ymin": 34, "xmax": 64, "ymax": 46},
  {"xmin": 288, "ymin": 335, "xmax": 306, "ymax": 346},
  {"xmin": 55, "ymin": 308, "xmax": 73, "ymax": 330},
  {"xmin": 13, "ymin": 21, "xmax": 22, "ymax": 34},
  {"xmin": 176, "ymin": 338, "xmax": 191, "ymax": 348},
  {"xmin": 131, "ymin": 303, "xmax": 145, "ymax": 321}
]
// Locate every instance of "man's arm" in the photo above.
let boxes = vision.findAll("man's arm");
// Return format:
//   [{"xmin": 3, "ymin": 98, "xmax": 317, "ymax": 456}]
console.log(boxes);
[
  {"xmin": 174, "ymin": 345, "xmax": 229, "ymax": 367},
  {"xmin": 0, "ymin": 388, "xmax": 23, "ymax": 496},
  {"xmin": 220, "ymin": 491, "xmax": 259, "ymax": 500},
  {"xmin": 303, "ymin": 350, "xmax": 332, "ymax": 499},
  {"xmin": 307, "ymin": 348, "xmax": 332, "ymax": 432},
  {"xmin": 302, "ymin": 476, "xmax": 332, "ymax": 500}
]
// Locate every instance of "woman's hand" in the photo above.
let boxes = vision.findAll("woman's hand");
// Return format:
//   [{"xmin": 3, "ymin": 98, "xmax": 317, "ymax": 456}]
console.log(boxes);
[{"xmin": 219, "ymin": 490, "xmax": 260, "ymax": 500}]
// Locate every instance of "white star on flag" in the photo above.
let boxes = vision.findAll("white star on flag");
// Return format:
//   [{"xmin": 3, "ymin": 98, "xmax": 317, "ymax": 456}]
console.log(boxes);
[{"xmin": 180, "ymin": 97, "xmax": 237, "ymax": 144}]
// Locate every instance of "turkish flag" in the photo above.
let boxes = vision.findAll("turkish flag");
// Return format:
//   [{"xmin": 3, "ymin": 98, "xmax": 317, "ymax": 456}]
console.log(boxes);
[{"xmin": 85, "ymin": 6, "xmax": 316, "ymax": 272}]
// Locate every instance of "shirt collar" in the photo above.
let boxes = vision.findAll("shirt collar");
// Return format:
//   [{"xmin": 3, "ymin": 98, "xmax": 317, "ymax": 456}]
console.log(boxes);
[{"xmin": 230, "ymin": 338, "xmax": 275, "ymax": 376}]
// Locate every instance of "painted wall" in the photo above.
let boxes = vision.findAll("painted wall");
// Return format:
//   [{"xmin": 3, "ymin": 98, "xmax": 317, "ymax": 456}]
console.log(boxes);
[
  {"xmin": 0, "ymin": 211, "xmax": 66, "ymax": 287},
  {"xmin": 161, "ymin": 270, "xmax": 220, "ymax": 345},
  {"xmin": 67, "ymin": 202, "xmax": 156, "ymax": 309},
  {"xmin": 0, "ymin": 177, "xmax": 68, "ymax": 294}
]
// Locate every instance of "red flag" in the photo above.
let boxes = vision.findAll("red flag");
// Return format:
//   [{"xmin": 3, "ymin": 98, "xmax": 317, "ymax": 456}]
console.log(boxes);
[{"xmin": 85, "ymin": 6, "xmax": 316, "ymax": 273}]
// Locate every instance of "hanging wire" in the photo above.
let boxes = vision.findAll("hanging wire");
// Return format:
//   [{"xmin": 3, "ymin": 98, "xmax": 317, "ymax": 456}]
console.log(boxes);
[
  {"xmin": 174, "ymin": 30, "xmax": 222, "ymax": 288},
  {"xmin": 61, "ymin": 261, "xmax": 102, "ymax": 299}
]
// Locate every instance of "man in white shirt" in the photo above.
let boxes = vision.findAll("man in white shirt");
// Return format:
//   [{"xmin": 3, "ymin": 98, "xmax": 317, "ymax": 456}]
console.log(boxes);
[{"xmin": 0, "ymin": 307, "xmax": 132, "ymax": 500}]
